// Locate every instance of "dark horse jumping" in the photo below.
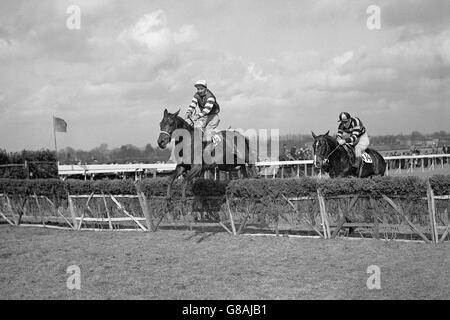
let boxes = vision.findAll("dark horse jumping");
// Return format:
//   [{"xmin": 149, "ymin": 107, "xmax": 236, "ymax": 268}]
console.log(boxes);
[
  {"xmin": 311, "ymin": 131, "xmax": 386, "ymax": 178},
  {"xmin": 157, "ymin": 109, "xmax": 257, "ymax": 199}
]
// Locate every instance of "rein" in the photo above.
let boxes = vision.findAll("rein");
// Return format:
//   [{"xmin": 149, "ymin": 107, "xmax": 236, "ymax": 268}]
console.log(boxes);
[{"xmin": 324, "ymin": 144, "xmax": 341, "ymax": 163}]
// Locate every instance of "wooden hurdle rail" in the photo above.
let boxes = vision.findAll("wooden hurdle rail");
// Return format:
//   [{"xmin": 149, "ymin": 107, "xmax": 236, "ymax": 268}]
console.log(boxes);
[
  {"xmin": 280, "ymin": 183, "xmax": 449, "ymax": 244},
  {"xmin": 0, "ymin": 184, "xmax": 160, "ymax": 232},
  {"xmin": 1, "ymin": 180, "xmax": 448, "ymax": 244}
]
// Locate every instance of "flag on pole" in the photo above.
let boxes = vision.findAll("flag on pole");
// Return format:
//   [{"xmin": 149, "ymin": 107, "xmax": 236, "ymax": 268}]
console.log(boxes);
[{"xmin": 53, "ymin": 117, "xmax": 67, "ymax": 132}]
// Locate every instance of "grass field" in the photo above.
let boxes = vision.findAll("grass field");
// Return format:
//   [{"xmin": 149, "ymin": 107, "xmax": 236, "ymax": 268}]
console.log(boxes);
[{"xmin": 1, "ymin": 225, "xmax": 449, "ymax": 300}]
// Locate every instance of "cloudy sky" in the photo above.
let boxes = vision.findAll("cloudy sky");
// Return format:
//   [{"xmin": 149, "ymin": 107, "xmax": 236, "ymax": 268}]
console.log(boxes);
[{"xmin": 0, "ymin": 0, "xmax": 449, "ymax": 151}]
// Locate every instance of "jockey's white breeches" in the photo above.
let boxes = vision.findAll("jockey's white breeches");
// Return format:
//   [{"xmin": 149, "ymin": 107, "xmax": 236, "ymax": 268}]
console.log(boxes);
[
  {"xmin": 354, "ymin": 133, "xmax": 370, "ymax": 157},
  {"xmin": 194, "ymin": 113, "xmax": 220, "ymax": 141}
]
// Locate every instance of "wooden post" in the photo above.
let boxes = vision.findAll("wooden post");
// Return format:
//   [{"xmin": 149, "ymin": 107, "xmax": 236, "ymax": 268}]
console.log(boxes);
[
  {"xmin": 33, "ymin": 193, "xmax": 45, "ymax": 226},
  {"xmin": 68, "ymin": 195, "xmax": 78, "ymax": 230},
  {"xmin": 44, "ymin": 196, "xmax": 73, "ymax": 229},
  {"xmin": 317, "ymin": 189, "xmax": 331, "ymax": 239},
  {"xmin": 211, "ymin": 213, "xmax": 234, "ymax": 235},
  {"xmin": 77, "ymin": 211, "xmax": 85, "ymax": 230},
  {"xmin": 370, "ymin": 197, "xmax": 380, "ymax": 240},
  {"xmin": 110, "ymin": 194, "xmax": 147, "ymax": 231},
  {"xmin": 85, "ymin": 192, "xmax": 95, "ymax": 209},
  {"xmin": 382, "ymin": 194, "xmax": 430, "ymax": 243},
  {"xmin": 282, "ymin": 194, "xmax": 324, "ymax": 238},
  {"xmin": 136, "ymin": 191, "xmax": 154, "ymax": 232},
  {"xmin": 5, "ymin": 195, "xmax": 18, "ymax": 226},
  {"xmin": 440, "ymin": 224, "xmax": 450, "ymax": 243},
  {"xmin": 226, "ymin": 198, "xmax": 236, "ymax": 235},
  {"xmin": 102, "ymin": 193, "xmax": 113, "ymax": 230},
  {"xmin": 56, "ymin": 208, "xmax": 74, "ymax": 229},
  {"xmin": 426, "ymin": 180, "xmax": 439, "ymax": 245},
  {"xmin": 0, "ymin": 208, "xmax": 15, "ymax": 226}
]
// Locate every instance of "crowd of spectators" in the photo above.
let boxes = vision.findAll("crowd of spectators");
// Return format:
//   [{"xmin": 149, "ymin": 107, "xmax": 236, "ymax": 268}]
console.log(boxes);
[
  {"xmin": 386, "ymin": 145, "xmax": 450, "ymax": 157},
  {"xmin": 385, "ymin": 145, "xmax": 449, "ymax": 170},
  {"xmin": 280, "ymin": 144, "xmax": 313, "ymax": 161}
]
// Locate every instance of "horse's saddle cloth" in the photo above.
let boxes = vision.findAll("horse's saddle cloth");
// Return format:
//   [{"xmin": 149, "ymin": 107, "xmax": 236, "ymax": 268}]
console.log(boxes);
[
  {"xmin": 212, "ymin": 133, "xmax": 222, "ymax": 146},
  {"xmin": 361, "ymin": 152, "xmax": 373, "ymax": 163},
  {"xmin": 343, "ymin": 145, "xmax": 373, "ymax": 164}
]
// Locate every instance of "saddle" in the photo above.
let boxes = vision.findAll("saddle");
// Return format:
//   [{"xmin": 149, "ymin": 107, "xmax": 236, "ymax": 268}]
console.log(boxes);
[
  {"xmin": 343, "ymin": 145, "xmax": 373, "ymax": 164},
  {"xmin": 199, "ymin": 130, "xmax": 246, "ymax": 162}
]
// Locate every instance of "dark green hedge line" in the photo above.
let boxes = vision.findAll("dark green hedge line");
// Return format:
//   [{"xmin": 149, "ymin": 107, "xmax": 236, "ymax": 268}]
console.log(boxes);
[
  {"xmin": 0, "ymin": 175, "xmax": 449, "ymax": 200},
  {"xmin": 227, "ymin": 175, "xmax": 450, "ymax": 199},
  {"xmin": 0, "ymin": 149, "xmax": 58, "ymax": 179}
]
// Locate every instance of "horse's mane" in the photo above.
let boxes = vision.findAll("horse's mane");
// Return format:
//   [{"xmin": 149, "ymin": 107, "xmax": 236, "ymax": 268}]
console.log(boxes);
[
  {"xmin": 324, "ymin": 134, "xmax": 337, "ymax": 146},
  {"xmin": 317, "ymin": 133, "xmax": 338, "ymax": 148},
  {"xmin": 171, "ymin": 114, "xmax": 193, "ymax": 129}
]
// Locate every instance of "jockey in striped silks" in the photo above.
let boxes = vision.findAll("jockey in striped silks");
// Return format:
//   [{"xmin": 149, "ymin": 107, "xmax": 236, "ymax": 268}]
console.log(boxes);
[
  {"xmin": 336, "ymin": 112, "xmax": 370, "ymax": 170},
  {"xmin": 185, "ymin": 80, "xmax": 220, "ymax": 143}
]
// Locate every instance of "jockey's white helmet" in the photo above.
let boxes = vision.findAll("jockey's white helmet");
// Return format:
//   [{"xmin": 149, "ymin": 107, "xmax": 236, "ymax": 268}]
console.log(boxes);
[
  {"xmin": 194, "ymin": 80, "xmax": 207, "ymax": 88},
  {"xmin": 338, "ymin": 112, "xmax": 351, "ymax": 122}
]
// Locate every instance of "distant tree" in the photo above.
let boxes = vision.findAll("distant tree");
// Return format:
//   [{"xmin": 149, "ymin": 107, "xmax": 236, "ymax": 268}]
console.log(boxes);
[
  {"xmin": 90, "ymin": 143, "xmax": 110, "ymax": 163},
  {"xmin": 0, "ymin": 149, "xmax": 9, "ymax": 164},
  {"xmin": 411, "ymin": 131, "xmax": 424, "ymax": 139}
]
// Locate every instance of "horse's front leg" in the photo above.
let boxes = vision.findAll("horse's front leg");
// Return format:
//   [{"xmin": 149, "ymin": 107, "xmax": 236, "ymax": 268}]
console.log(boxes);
[
  {"xmin": 167, "ymin": 166, "xmax": 185, "ymax": 199},
  {"xmin": 182, "ymin": 165, "xmax": 203, "ymax": 199}
]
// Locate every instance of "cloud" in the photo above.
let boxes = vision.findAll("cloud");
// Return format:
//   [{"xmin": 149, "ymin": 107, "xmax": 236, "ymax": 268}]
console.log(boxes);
[
  {"xmin": 0, "ymin": 1, "xmax": 448, "ymax": 151},
  {"xmin": 382, "ymin": 0, "xmax": 449, "ymax": 29},
  {"xmin": 119, "ymin": 10, "xmax": 198, "ymax": 52},
  {"xmin": 333, "ymin": 51, "xmax": 354, "ymax": 66}
]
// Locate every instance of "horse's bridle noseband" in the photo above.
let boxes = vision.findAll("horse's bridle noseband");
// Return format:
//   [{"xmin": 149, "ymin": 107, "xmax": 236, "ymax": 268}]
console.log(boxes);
[
  {"xmin": 159, "ymin": 130, "xmax": 171, "ymax": 139},
  {"xmin": 159, "ymin": 116, "xmax": 194, "ymax": 141}
]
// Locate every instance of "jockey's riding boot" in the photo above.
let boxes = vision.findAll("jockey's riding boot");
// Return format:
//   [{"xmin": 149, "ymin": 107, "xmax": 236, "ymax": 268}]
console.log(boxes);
[{"xmin": 353, "ymin": 156, "xmax": 361, "ymax": 170}]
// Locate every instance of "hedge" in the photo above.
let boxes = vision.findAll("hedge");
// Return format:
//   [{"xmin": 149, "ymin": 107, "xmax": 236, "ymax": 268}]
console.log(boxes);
[
  {"xmin": 0, "ymin": 149, "xmax": 57, "ymax": 179},
  {"xmin": 0, "ymin": 175, "xmax": 449, "ymax": 200}
]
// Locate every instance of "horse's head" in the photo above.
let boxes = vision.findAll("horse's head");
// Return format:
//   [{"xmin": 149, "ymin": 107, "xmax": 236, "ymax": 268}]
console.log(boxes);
[
  {"xmin": 311, "ymin": 130, "xmax": 332, "ymax": 168},
  {"xmin": 157, "ymin": 109, "xmax": 180, "ymax": 149}
]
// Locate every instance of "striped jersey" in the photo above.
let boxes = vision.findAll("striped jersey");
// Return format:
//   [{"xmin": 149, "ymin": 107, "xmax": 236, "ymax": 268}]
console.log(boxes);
[
  {"xmin": 186, "ymin": 89, "xmax": 220, "ymax": 117},
  {"xmin": 337, "ymin": 117, "xmax": 366, "ymax": 144}
]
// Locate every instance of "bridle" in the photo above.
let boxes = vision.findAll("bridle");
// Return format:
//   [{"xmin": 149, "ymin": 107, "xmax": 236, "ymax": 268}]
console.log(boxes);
[
  {"xmin": 323, "ymin": 144, "xmax": 341, "ymax": 164},
  {"xmin": 159, "ymin": 130, "xmax": 171, "ymax": 138},
  {"xmin": 159, "ymin": 116, "xmax": 194, "ymax": 141},
  {"xmin": 315, "ymin": 138, "xmax": 341, "ymax": 165}
]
